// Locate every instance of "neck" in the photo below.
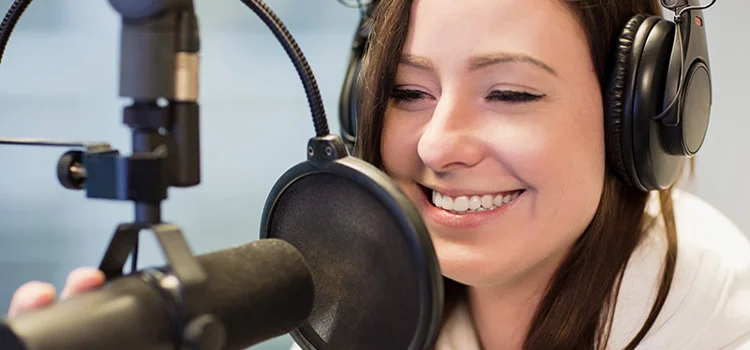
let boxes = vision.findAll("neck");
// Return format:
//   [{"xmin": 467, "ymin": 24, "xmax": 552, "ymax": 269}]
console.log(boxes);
[
  {"xmin": 466, "ymin": 251, "xmax": 566, "ymax": 350},
  {"xmin": 467, "ymin": 280, "xmax": 546, "ymax": 350}
]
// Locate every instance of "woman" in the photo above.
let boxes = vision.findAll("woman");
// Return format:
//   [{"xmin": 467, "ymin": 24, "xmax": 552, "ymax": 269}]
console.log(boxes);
[{"xmin": 7, "ymin": 0, "xmax": 750, "ymax": 349}]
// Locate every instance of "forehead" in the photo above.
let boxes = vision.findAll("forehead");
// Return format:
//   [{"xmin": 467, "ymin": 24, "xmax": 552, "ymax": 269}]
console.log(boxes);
[{"xmin": 403, "ymin": 0, "xmax": 588, "ymax": 69}]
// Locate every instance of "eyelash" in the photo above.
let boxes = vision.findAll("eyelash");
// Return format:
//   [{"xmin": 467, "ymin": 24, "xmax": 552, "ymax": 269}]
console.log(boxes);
[
  {"xmin": 390, "ymin": 88, "xmax": 428, "ymax": 101},
  {"xmin": 486, "ymin": 90, "xmax": 545, "ymax": 103},
  {"xmin": 390, "ymin": 88, "xmax": 545, "ymax": 104}
]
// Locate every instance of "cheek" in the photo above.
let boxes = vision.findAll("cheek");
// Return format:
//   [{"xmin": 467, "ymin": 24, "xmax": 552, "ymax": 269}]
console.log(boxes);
[
  {"xmin": 522, "ymin": 113, "xmax": 605, "ymax": 190},
  {"xmin": 380, "ymin": 112, "xmax": 422, "ymax": 180},
  {"xmin": 486, "ymin": 97, "xmax": 606, "ymax": 231},
  {"xmin": 530, "ymin": 102, "xmax": 606, "ymax": 228},
  {"xmin": 489, "ymin": 111, "xmax": 605, "ymax": 184},
  {"xmin": 550, "ymin": 99, "xmax": 607, "ymax": 198}
]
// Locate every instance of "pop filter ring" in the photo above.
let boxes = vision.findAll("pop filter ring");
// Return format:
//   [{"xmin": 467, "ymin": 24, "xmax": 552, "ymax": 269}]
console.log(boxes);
[{"xmin": 260, "ymin": 136, "xmax": 444, "ymax": 350}]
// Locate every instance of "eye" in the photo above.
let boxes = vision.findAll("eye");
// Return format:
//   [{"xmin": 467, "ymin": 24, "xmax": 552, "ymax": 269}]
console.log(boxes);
[
  {"xmin": 486, "ymin": 90, "xmax": 545, "ymax": 103},
  {"xmin": 390, "ymin": 88, "xmax": 431, "ymax": 102}
]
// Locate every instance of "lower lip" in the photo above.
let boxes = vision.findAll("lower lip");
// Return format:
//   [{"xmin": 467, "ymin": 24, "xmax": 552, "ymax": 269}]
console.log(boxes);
[{"xmin": 418, "ymin": 189, "xmax": 525, "ymax": 230}]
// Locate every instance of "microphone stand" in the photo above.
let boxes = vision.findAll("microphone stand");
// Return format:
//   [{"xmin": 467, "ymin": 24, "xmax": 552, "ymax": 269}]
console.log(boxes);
[
  {"xmin": 0, "ymin": 0, "xmax": 350, "ymax": 347},
  {"xmin": 0, "ymin": 0, "xmax": 222, "ymax": 348}
]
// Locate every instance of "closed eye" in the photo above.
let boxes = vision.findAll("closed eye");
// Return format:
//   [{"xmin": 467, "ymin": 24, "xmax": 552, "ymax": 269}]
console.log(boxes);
[
  {"xmin": 391, "ymin": 88, "xmax": 431, "ymax": 102},
  {"xmin": 389, "ymin": 88, "xmax": 545, "ymax": 109},
  {"xmin": 389, "ymin": 87, "xmax": 436, "ymax": 111},
  {"xmin": 486, "ymin": 90, "xmax": 545, "ymax": 103}
]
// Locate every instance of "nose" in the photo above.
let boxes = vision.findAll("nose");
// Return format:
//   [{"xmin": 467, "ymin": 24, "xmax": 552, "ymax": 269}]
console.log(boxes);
[{"xmin": 417, "ymin": 95, "xmax": 485, "ymax": 173}]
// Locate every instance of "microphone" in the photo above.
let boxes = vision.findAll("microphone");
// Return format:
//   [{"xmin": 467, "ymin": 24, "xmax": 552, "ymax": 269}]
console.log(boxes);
[{"xmin": 0, "ymin": 238, "xmax": 314, "ymax": 350}]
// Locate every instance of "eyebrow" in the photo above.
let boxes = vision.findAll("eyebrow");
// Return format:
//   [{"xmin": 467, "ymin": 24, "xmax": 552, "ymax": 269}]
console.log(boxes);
[
  {"xmin": 469, "ymin": 53, "xmax": 557, "ymax": 76},
  {"xmin": 399, "ymin": 55, "xmax": 437, "ymax": 72},
  {"xmin": 399, "ymin": 53, "xmax": 557, "ymax": 76}
]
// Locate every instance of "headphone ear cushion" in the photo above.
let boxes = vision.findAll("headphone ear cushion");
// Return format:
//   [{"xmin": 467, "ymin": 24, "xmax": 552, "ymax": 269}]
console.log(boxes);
[{"xmin": 604, "ymin": 14, "xmax": 649, "ymax": 187}]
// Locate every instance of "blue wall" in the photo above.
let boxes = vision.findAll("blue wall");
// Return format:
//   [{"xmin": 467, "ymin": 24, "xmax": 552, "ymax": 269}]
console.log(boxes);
[{"xmin": 0, "ymin": 1, "xmax": 359, "ymax": 348}]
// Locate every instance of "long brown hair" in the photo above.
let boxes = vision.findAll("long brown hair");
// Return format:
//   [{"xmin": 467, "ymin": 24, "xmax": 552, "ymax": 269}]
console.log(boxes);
[{"xmin": 355, "ymin": 0, "xmax": 682, "ymax": 349}]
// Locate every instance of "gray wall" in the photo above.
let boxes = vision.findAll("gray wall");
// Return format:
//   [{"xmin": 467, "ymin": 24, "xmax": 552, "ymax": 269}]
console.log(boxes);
[
  {"xmin": 688, "ymin": 1, "xmax": 750, "ymax": 233},
  {"xmin": 0, "ymin": 1, "xmax": 746, "ymax": 349}
]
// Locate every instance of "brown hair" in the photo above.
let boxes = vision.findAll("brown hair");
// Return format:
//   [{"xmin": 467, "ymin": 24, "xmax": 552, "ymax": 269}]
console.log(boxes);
[{"xmin": 354, "ymin": 0, "xmax": 683, "ymax": 349}]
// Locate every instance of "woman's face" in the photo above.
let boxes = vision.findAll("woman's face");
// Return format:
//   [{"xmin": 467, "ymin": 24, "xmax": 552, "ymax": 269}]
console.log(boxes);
[{"xmin": 381, "ymin": 0, "xmax": 606, "ymax": 288}]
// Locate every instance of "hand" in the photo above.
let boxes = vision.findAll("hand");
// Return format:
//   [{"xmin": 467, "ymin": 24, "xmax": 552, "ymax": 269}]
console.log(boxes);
[{"xmin": 7, "ymin": 267, "xmax": 105, "ymax": 318}]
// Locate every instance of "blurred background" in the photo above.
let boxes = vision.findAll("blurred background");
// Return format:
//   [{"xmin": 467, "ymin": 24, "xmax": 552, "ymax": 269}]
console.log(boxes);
[{"xmin": 0, "ymin": 0, "xmax": 747, "ymax": 349}]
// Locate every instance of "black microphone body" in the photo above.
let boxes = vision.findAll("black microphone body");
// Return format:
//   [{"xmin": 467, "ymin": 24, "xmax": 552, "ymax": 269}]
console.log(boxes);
[{"xmin": 0, "ymin": 238, "xmax": 315, "ymax": 350}]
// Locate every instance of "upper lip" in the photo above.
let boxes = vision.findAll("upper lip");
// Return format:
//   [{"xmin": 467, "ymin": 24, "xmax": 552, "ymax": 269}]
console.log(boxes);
[{"xmin": 420, "ymin": 183, "xmax": 523, "ymax": 197}]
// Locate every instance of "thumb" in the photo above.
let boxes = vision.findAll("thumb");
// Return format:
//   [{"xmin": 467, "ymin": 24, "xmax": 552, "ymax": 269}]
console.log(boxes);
[{"xmin": 60, "ymin": 267, "xmax": 106, "ymax": 301}]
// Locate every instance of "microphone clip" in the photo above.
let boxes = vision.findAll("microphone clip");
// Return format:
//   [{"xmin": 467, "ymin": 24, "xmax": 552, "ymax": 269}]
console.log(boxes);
[{"xmin": 100, "ymin": 222, "xmax": 224, "ymax": 350}]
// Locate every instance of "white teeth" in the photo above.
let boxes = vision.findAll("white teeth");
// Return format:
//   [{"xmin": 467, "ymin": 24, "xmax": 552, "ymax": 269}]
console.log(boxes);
[
  {"xmin": 481, "ymin": 195, "xmax": 494, "ymax": 208},
  {"xmin": 469, "ymin": 196, "xmax": 482, "ymax": 210},
  {"xmin": 503, "ymin": 194, "xmax": 513, "ymax": 204},
  {"xmin": 493, "ymin": 195, "xmax": 504, "ymax": 207},
  {"xmin": 453, "ymin": 196, "xmax": 469, "ymax": 211},
  {"xmin": 430, "ymin": 189, "xmax": 523, "ymax": 215},
  {"xmin": 441, "ymin": 196, "xmax": 454, "ymax": 211}
]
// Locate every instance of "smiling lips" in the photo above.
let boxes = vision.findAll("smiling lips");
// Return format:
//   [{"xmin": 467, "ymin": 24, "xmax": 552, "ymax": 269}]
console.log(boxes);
[{"xmin": 429, "ymin": 188, "xmax": 525, "ymax": 215}]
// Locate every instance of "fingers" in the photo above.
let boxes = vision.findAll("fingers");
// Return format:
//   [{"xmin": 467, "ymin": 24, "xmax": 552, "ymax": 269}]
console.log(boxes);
[
  {"xmin": 7, "ymin": 268, "xmax": 106, "ymax": 319},
  {"xmin": 60, "ymin": 267, "xmax": 106, "ymax": 301},
  {"xmin": 8, "ymin": 281, "xmax": 56, "ymax": 318}
]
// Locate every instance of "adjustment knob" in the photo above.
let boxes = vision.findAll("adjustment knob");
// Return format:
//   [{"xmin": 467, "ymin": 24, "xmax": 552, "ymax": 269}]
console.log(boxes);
[
  {"xmin": 57, "ymin": 150, "xmax": 86, "ymax": 190},
  {"xmin": 183, "ymin": 314, "xmax": 226, "ymax": 350}
]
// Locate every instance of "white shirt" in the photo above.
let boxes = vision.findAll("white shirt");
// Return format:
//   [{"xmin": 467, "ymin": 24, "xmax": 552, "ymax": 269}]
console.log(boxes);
[
  {"xmin": 436, "ymin": 190, "xmax": 750, "ymax": 350},
  {"xmin": 292, "ymin": 190, "xmax": 750, "ymax": 349}
]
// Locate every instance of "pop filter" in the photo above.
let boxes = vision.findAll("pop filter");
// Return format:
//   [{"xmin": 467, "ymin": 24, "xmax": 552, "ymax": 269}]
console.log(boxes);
[{"xmin": 260, "ymin": 137, "xmax": 443, "ymax": 350}]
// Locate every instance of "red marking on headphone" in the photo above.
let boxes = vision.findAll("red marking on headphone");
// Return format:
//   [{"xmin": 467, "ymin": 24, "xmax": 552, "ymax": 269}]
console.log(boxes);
[{"xmin": 695, "ymin": 16, "xmax": 703, "ymax": 27}]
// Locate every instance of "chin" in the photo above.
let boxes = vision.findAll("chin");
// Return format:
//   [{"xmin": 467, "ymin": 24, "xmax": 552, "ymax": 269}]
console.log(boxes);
[
  {"xmin": 430, "ymin": 238, "xmax": 519, "ymax": 287},
  {"xmin": 397, "ymin": 183, "xmax": 531, "ymax": 284},
  {"xmin": 434, "ymin": 235, "xmax": 580, "ymax": 294}
]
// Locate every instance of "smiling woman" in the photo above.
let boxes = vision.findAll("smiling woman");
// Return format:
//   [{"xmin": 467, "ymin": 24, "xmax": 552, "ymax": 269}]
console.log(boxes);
[
  {"xmin": 3, "ymin": 0, "xmax": 749, "ymax": 349},
  {"xmin": 352, "ymin": 0, "xmax": 750, "ymax": 349},
  {"xmin": 373, "ymin": 1, "xmax": 619, "ymax": 348}
]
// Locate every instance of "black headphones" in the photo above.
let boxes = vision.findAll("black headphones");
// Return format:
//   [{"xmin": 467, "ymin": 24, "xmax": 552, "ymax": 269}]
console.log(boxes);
[
  {"xmin": 339, "ymin": 0, "xmax": 716, "ymax": 192},
  {"xmin": 604, "ymin": 0, "xmax": 716, "ymax": 191},
  {"xmin": 338, "ymin": 0, "xmax": 376, "ymax": 155}
]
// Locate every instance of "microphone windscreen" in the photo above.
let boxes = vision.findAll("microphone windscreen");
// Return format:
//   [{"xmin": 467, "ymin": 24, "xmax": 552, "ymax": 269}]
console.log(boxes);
[
  {"xmin": 262, "ymin": 156, "xmax": 443, "ymax": 350},
  {"xmin": 197, "ymin": 238, "xmax": 315, "ymax": 350}
]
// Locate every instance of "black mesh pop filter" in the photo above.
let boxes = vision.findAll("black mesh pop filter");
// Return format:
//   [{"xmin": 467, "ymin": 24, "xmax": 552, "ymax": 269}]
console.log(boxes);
[{"xmin": 260, "ymin": 136, "xmax": 443, "ymax": 350}]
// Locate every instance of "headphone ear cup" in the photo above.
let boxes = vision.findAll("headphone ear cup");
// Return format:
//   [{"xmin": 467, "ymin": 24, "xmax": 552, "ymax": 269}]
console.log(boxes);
[
  {"xmin": 339, "ymin": 54, "xmax": 360, "ymax": 154},
  {"xmin": 604, "ymin": 14, "xmax": 650, "ymax": 189},
  {"xmin": 607, "ymin": 12, "xmax": 691, "ymax": 192}
]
